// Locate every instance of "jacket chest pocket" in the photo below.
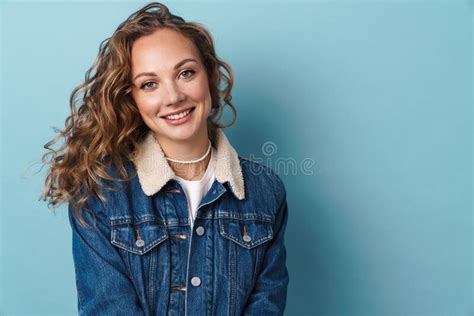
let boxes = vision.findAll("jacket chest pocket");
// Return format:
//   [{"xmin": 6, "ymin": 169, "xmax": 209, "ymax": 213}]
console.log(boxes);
[
  {"xmin": 111, "ymin": 220, "xmax": 169, "ymax": 255},
  {"xmin": 218, "ymin": 218, "xmax": 274, "ymax": 288},
  {"xmin": 219, "ymin": 218, "xmax": 273, "ymax": 249}
]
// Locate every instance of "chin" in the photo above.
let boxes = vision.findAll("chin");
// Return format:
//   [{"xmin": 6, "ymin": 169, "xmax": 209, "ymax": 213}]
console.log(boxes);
[{"xmin": 157, "ymin": 125, "xmax": 201, "ymax": 143}]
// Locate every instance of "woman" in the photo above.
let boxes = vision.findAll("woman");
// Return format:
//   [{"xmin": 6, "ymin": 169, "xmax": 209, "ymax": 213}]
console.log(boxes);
[{"xmin": 41, "ymin": 2, "xmax": 289, "ymax": 315}]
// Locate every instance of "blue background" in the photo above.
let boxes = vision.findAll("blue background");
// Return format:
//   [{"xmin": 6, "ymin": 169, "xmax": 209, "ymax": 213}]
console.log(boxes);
[{"xmin": 1, "ymin": 0, "xmax": 472, "ymax": 315}]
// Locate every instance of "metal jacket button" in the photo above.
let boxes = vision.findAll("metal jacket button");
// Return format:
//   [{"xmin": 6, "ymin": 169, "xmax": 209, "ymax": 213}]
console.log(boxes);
[
  {"xmin": 242, "ymin": 225, "xmax": 251, "ymax": 242},
  {"xmin": 135, "ymin": 228, "xmax": 144, "ymax": 247},
  {"xmin": 195, "ymin": 226, "xmax": 205, "ymax": 236},
  {"xmin": 191, "ymin": 277, "xmax": 201, "ymax": 287}
]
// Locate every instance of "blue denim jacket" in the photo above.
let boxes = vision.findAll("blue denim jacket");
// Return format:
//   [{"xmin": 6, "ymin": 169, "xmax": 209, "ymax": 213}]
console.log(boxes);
[{"xmin": 68, "ymin": 129, "xmax": 289, "ymax": 315}]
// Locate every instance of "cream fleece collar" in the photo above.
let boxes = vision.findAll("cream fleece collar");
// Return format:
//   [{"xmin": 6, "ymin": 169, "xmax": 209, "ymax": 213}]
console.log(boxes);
[{"xmin": 132, "ymin": 129, "xmax": 245, "ymax": 200}]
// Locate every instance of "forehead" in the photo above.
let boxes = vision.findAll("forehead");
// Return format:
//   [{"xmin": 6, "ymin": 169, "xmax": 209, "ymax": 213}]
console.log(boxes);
[{"xmin": 131, "ymin": 28, "xmax": 201, "ymax": 73}]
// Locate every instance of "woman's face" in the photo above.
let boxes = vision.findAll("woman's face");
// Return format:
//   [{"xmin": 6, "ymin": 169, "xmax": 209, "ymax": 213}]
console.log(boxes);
[{"xmin": 130, "ymin": 28, "xmax": 212, "ymax": 144}]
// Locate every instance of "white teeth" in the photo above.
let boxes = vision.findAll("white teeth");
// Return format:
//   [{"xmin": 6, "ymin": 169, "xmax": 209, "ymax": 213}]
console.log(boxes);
[{"xmin": 165, "ymin": 109, "xmax": 191, "ymax": 120}]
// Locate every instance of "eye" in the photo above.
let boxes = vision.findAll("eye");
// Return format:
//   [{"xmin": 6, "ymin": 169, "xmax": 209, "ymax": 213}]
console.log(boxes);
[
  {"xmin": 140, "ymin": 81, "xmax": 157, "ymax": 90},
  {"xmin": 179, "ymin": 69, "xmax": 195, "ymax": 79}
]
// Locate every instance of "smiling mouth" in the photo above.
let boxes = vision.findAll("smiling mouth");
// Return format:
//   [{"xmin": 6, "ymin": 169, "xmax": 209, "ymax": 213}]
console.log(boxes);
[{"xmin": 160, "ymin": 107, "xmax": 196, "ymax": 120}]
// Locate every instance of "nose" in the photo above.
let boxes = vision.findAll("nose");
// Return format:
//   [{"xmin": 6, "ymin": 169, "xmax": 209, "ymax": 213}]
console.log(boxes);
[{"xmin": 163, "ymin": 80, "xmax": 185, "ymax": 106}]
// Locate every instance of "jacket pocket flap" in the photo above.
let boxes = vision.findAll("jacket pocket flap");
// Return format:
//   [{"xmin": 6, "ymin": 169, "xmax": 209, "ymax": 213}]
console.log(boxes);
[
  {"xmin": 111, "ymin": 222, "xmax": 168, "ymax": 255},
  {"xmin": 219, "ymin": 219, "xmax": 273, "ymax": 249}
]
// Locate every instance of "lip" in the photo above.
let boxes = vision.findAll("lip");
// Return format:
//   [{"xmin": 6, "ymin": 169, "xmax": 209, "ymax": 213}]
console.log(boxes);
[
  {"xmin": 160, "ymin": 106, "xmax": 195, "ymax": 118},
  {"xmin": 162, "ymin": 107, "xmax": 195, "ymax": 126}
]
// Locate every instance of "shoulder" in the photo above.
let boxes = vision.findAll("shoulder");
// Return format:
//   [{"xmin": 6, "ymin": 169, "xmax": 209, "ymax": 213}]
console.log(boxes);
[
  {"xmin": 74, "ymin": 160, "xmax": 137, "ymax": 214},
  {"xmin": 238, "ymin": 156, "xmax": 287, "ymax": 209}
]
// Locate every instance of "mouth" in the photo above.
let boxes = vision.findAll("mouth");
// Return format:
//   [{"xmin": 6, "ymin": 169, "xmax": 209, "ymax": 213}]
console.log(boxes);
[{"xmin": 160, "ymin": 107, "xmax": 196, "ymax": 120}]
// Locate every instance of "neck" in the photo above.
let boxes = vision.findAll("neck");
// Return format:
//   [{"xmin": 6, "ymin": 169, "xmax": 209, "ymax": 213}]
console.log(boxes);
[
  {"xmin": 154, "ymin": 131, "xmax": 212, "ymax": 181},
  {"xmin": 170, "ymin": 152, "xmax": 211, "ymax": 181}
]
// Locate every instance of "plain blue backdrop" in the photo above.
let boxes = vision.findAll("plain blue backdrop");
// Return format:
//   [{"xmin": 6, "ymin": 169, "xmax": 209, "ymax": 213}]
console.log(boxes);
[{"xmin": 1, "ymin": 0, "xmax": 472, "ymax": 315}]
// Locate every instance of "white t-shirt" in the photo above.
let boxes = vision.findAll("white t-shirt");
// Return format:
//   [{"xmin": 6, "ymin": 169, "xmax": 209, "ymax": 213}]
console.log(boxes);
[{"xmin": 173, "ymin": 146, "xmax": 216, "ymax": 228}]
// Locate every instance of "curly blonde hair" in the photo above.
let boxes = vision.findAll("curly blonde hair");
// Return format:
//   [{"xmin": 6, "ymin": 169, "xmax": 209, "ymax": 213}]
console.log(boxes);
[{"xmin": 40, "ymin": 2, "xmax": 237, "ymax": 226}]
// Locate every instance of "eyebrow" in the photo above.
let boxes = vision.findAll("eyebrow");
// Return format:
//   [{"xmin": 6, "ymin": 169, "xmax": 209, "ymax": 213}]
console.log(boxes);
[{"xmin": 133, "ymin": 58, "xmax": 198, "ymax": 82}]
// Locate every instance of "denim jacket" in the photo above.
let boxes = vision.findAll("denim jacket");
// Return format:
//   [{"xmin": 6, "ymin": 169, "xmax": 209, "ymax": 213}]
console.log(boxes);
[{"xmin": 68, "ymin": 129, "xmax": 289, "ymax": 315}]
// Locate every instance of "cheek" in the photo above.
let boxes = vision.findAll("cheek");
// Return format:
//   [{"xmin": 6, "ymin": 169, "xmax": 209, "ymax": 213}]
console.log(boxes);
[
  {"xmin": 192, "ymin": 78, "xmax": 212, "ymax": 108},
  {"xmin": 132, "ymin": 93, "xmax": 160, "ymax": 117}
]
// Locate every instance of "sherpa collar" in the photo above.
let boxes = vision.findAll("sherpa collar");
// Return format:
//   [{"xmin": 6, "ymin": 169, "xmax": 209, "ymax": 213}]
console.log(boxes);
[{"xmin": 132, "ymin": 129, "xmax": 245, "ymax": 200}]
